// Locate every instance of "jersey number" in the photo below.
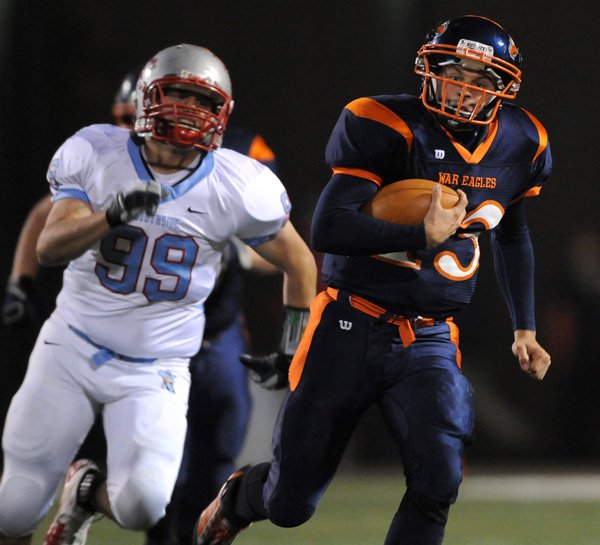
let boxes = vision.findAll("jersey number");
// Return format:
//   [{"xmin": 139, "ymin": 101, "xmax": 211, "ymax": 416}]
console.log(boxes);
[
  {"xmin": 373, "ymin": 201, "xmax": 504, "ymax": 281},
  {"xmin": 95, "ymin": 225, "xmax": 199, "ymax": 302}
]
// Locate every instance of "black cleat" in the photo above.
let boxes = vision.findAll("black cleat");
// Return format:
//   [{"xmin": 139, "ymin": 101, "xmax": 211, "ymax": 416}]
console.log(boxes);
[{"xmin": 194, "ymin": 466, "xmax": 251, "ymax": 545}]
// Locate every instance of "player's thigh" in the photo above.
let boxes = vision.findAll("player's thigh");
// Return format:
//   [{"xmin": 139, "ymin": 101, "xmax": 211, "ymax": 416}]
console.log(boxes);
[
  {"xmin": 265, "ymin": 300, "xmax": 375, "ymax": 523},
  {"xmin": 0, "ymin": 323, "xmax": 97, "ymax": 535},
  {"xmin": 381, "ymin": 357, "xmax": 473, "ymax": 501},
  {"xmin": 103, "ymin": 361, "xmax": 191, "ymax": 505}
]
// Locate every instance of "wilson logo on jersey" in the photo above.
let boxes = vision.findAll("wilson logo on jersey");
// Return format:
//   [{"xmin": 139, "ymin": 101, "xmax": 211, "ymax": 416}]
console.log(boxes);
[
  {"xmin": 434, "ymin": 149, "xmax": 445, "ymax": 159},
  {"xmin": 339, "ymin": 320, "xmax": 353, "ymax": 330}
]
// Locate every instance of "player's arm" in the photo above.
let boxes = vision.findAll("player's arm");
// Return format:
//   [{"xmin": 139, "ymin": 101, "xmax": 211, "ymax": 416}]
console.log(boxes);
[
  {"xmin": 37, "ymin": 198, "xmax": 111, "ymax": 266},
  {"xmin": 246, "ymin": 247, "xmax": 279, "ymax": 274},
  {"xmin": 231, "ymin": 236, "xmax": 279, "ymax": 275},
  {"xmin": 312, "ymin": 174, "xmax": 424, "ymax": 254},
  {"xmin": 10, "ymin": 194, "xmax": 53, "ymax": 280},
  {"xmin": 311, "ymin": 174, "xmax": 466, "ymax": 255},
  {"xmin": 2, "ymin": 195, "xmax": 52, "ymax": 326},
  {"xmin": 491, "ymin": 199, "xmax": 551, "ymax": 380},
  {"xmin": 37, "ymin": 181, "xmax": 161, "ymax": 266},
  {"xmin": 240, "ymin": 221, "xmax": 317, "ymax": 389},
  {"xmin": 252, "ymin": 221, "xmax": 316, "ymax": 308}
]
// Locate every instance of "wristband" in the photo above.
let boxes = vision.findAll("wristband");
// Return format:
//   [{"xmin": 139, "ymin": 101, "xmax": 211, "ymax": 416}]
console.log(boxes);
[{"xmin": 278, "ymin": 306, "xmax": 310, "ymax": 357}]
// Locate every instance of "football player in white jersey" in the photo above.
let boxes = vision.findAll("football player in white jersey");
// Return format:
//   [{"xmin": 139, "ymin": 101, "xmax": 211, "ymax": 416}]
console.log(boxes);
[{"xmin": 0, "ymin": 44, "xmax": 317, "ymax": 545}]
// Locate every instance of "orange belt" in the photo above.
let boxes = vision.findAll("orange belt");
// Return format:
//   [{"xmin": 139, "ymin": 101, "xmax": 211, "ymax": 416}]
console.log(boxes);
[{"xmin": 326, "ymin": 287, "xmax": 449, "ymax": 348}]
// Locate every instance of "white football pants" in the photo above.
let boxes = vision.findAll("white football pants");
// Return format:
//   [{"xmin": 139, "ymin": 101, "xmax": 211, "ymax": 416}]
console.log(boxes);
[{"xmin": 0, "ymin": 313, "xmax": 191, "ymax": 536}]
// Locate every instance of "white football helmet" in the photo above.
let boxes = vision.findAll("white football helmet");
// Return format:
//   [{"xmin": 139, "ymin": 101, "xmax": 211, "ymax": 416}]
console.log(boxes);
[{"xmin": 135, "ymin": 44, "xmax": 234, "ymax": 150}]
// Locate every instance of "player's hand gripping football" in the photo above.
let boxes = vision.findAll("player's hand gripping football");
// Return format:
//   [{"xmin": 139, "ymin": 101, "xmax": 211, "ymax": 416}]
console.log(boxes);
[
  {"xmin": 512, "ymin": 329, "xmax": 551, "ymax": 380},
  {"xmin": 240, "ymin": 352, "xmax": 291, "ymax": 390},
  {"xmin": 423, "ymin": 184, "xmax": 468, "ymax": 248},
  {"xmin": 106, "ymin": 180, "xmax": 162, "ymax": 226}
]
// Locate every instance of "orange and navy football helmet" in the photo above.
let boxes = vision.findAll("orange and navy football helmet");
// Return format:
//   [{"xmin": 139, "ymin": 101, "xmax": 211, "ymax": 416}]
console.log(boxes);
[
  {"xmin": 415, "ymin": 15, "xmax": 522, "ymax": 128},
  {"xmin": 135, "ymin": 44, "xmax": 233, "ymax": 150}
]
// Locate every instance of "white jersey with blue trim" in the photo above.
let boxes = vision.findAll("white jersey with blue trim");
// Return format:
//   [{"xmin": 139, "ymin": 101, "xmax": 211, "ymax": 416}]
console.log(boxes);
[{"xmin": 46, "ymin": 124, "xmax": 290, "ymax": 359}]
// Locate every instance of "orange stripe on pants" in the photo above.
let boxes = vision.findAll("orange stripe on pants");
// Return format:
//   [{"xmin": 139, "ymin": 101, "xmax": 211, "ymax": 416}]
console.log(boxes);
[
  {"xmin": 448, "ymin": 320, "xmax": 462, "ymax": 369},
  {"xmin": 289, "ymin": 291, "xmax": 334, "ymax": 391}
]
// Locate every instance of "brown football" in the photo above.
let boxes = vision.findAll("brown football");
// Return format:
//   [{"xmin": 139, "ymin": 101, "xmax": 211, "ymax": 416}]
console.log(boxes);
[{"xmin": 362, "ymin": 179, "xmax": 459, "ymax": 225}]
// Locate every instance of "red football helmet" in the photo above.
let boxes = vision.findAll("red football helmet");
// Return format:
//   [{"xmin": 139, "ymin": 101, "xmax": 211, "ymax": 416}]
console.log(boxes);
[{"xmin": 135, "ymin": 44, "xmax": 234, "ymax": 150}]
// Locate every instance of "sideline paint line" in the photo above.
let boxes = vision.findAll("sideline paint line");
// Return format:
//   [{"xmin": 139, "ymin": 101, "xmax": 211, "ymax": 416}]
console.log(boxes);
[{"xmin": 460, "ymin": 474, "xmax": 600, "ymax": 501}]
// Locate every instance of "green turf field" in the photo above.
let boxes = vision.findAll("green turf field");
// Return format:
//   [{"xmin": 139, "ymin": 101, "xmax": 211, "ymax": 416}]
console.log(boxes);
[{"xmin": 33, "ymin": 470, "xmax": 600, "ymax": 545}]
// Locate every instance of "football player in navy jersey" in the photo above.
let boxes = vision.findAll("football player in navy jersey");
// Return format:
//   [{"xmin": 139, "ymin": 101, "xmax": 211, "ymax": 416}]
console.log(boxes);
[{"xmin": 195, "ymin": 15, "xmax": 551, "ymax": 545}]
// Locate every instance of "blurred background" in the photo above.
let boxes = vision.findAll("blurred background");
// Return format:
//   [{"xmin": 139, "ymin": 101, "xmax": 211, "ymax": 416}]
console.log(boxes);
[{"xmin": 0, "ymin": 0, "xmax": 598, "ymax": 472}]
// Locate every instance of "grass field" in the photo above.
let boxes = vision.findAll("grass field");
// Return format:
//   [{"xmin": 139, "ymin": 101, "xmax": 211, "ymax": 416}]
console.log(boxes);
[{"xmin": 32, "ymin": 470, "xmax": 600, "ymax": 545}]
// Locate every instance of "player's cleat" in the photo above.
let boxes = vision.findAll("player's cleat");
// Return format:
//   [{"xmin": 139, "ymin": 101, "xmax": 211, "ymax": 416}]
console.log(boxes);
[
  {"xmin": 194, "ymin": 466, "xmax": 251, "ymax": 545},
  {"xmin": 43, "ymin": 459, "xmax": 101, "ymax": 545}
]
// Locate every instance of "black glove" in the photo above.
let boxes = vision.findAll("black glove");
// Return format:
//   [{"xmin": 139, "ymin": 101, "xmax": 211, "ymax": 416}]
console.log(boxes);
[
  {"xmin": 106, "ymin": 180, "xmax": 162, "ymax": 227},
  {"xmin": 2, "ymin": 276, "xmax": 40, "ymax": 327},
  {"xmin": 241, "ymin": 307, "xmax": 310, "ymax": 390},
  {"xmin": 240, "ymin": 352, "xmax": 291, "ymax": 390}
]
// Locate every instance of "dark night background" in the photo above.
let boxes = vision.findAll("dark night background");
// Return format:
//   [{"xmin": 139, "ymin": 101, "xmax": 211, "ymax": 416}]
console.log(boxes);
[{"xmin": 0, "ymin": 0, "xmax": 598, "ymax": 468}]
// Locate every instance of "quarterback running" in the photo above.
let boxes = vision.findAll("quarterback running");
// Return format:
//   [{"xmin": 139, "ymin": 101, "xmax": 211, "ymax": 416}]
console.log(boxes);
[{"xmin": 194, "ymin": 15, "xmax": 551, "ymax": 545}]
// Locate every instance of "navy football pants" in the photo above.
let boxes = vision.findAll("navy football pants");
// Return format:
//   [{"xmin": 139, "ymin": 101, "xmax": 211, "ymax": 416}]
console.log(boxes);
[{"xmin": 263, "ymin": 291, "xmax": 474, "ymax": 543}]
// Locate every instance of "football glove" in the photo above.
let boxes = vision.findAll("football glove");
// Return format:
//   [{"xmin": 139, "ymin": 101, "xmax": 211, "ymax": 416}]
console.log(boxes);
[
  {"xmin": 240, "ymin": 351, "xmax": 291, "ymax": 390},
  {"xmin": 240, "ymin": 306, "xmax": 310, "ymax": 390},
  {"xmin": 106, "ymin": 180, "xmax": 162, "ymax": 227},
  {"xmin": 2, "ymin": 276, "xmax": 40, "ymax": 327}
]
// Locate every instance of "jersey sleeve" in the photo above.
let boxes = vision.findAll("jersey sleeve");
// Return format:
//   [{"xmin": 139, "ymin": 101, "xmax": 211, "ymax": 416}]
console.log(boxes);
[
  {"xmin": 235, "ymin": 165, "xmax": 291, "ymax": 247},
  {"xmin": 519, "ymin": 109, "xmax": 552, "ymax": 199},
  {"xmin": 313, "ymin": 97, "xmax": 425, "ymax": 255},
  {"xmin": 325, "ymin": 97, "xmax": 410, "ymax": 187},
  {"xmin": 46, "ymin": 131, "xmax": 95, "ymax": 205},
  {"xmin": 491, "ymin": 199, "xmax": 536, "ymax": 330}
]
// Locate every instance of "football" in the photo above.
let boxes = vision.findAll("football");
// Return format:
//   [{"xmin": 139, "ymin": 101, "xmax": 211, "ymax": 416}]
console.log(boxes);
[{"xmin": 362, "ymin": 179, "xmax": 459, "ymax": 225}]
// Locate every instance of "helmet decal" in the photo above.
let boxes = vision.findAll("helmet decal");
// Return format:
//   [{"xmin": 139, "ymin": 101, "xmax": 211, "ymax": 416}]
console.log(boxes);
[
  {"xmin": 434, "ymin": 21, "xmax": 449, "ymax": 37},
  {"xmin": 508, "ymin": 37, "xmax": 519, "ymax": 60}
]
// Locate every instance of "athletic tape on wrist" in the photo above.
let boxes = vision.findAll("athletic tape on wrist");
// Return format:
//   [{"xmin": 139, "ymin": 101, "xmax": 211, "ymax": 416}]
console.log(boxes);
[{"xmin": 279, "ymin": 306, "xmax": 310, "ymax": 357}]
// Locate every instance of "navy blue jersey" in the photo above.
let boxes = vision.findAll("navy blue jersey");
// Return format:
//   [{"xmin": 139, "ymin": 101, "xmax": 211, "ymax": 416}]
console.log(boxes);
[{"xmin": 316, "ymin": 94, "xmax": 551, "ymax": 319}]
